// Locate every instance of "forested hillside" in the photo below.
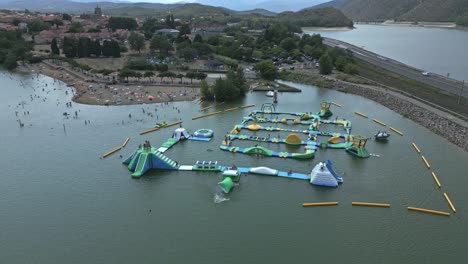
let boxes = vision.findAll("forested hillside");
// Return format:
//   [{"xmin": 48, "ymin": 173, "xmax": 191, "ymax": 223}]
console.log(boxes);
[{"xmin": 315, "ymin": 0, "xmax": 468, "ymax": 23}]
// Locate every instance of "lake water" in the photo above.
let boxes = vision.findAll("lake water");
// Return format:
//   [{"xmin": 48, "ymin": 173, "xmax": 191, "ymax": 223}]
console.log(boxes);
[
  {"xmin": 304, "ymin": 24, "xmax": 468, "ymax": 81},
  {"xmin": 1, "ymin": 72, "xmax": 467, "ymax": 264}
]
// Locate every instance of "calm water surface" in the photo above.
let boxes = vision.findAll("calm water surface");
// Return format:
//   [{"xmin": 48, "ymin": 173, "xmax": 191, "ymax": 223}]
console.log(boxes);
[
  {"xmin": 1, "ymin": 72, "xmax": 467, "ymax": 263},
  {"xmin": 304, "ymin": 24, "xmax": 468, "ymax": 81}
]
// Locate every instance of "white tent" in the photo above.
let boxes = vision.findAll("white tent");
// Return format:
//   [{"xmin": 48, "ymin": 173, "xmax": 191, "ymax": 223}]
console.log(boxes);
[
  {"xmin": 173, "ymin": 128, "xmax": 191, "ymax": 140},
  {"xmin": 310, "ymin": 161, "xmax": 342, "ymax": 187}
]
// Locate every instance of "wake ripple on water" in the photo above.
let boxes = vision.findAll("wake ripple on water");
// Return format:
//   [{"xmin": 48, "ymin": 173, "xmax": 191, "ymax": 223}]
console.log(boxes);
[{"xmin": 214, "ymin": 192, "xmax": 230, "ymax": 204}]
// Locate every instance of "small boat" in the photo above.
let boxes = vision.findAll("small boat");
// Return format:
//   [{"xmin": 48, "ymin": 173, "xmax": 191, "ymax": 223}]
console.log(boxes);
[
  {"xmin": 265, "ymin": 91, "xmax": 274, "ymax": 97},
  {"xmin": 375, "ymin": 131, "xmax": 390, "ymax": 140}
]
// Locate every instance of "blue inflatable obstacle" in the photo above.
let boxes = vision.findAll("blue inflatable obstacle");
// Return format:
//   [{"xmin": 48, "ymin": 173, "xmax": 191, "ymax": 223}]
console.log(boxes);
[
  {"xmin": 190, "ymin": 129, "xmax": 214, "ymax": 142},
  {"xmin": 310, "ymin": 160, "xmax": 343, "ymax": 187},
  {"xmin": 123, "ymin": 146, "xmax": 180, "ymax": 178}
]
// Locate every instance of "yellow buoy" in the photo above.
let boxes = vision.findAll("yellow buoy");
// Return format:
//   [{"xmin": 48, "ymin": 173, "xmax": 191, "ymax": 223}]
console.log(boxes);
[
  {"xmin": 331, "ymin": 102, "xmax": 342, "ymax": 107},
  {"xmin": 431, "ymin": 172, "xmax": 441, "ymax": 188},
  {"xmin": 389, "ymin": 127, "xmax": 404, "ymax": 136},
  {"xmin": 372, "ymin": 119, "xmax": 386, "ymax": 126},
  {"xmin": 302, "ymin": 202, "xmax": 339, "ymax": 207},
  {"xmin": 239, "ymin": 104, "xmax": 255, "ymax": 109},
  {"xmin": 421, "ymin": 156, "xmax": 431, "ymax": 169},
  {"xmin": 200, "ymin": 105, "xmax": 214, "ymax": 112},
  {"xmin": 139, "ymin": 121, "xmax": 182, "ymax": 135},
  {"xmin": 443, "ymin": 193, "xmax": 456, "ymax": 213},
  {"xmin": 352, "ymin": 202, "xmax": 390, "ymax": 208},
  {"xmin": 355, "ymin": 112, "xmax": 368, "ymax": 118},
  {"xmin": 122, "ymin": 137, "xmax": 130, "ymax": 148},
  {"xmin": 412, "ymin": 142, "xmax": 421, "ymax": 153},
  {"xmin": 101, "ymin": 146, "xmax": 122, "ymax": 159},
  {"xmin": 407, "ymin": 207, "xmax": 450, "ymax": 217},
  {"xmin": 223, "ymin": 107, "xmax": 239, "ymax": 112}
]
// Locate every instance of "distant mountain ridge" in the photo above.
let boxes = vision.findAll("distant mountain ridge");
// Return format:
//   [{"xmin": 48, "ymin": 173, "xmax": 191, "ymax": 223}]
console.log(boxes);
[
  {"xmin": 315, "ymin": 0, "xmax": 468, "ymax": 22},
  {"xmin": 0, "ymin": 0, "xmax": 180, "ymax": 13},
  {"xmin": 0, "ymin": 0, "xmax": 331, "ymax": 13}
]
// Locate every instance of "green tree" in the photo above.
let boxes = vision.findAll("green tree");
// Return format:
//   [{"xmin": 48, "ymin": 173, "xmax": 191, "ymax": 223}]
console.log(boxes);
[
  {"xmin": 4, "ymin": 51, "xmax": 17, "ymax": 70},
  {"xmin": 213, "ymin": 78, "xmax": 239, "ymax": 102},
  {"xmin": 319, "ymin": 53, "xmax": 333, "ymax": 75},
  {"xmin": 144, "ymin": 71, "xmax": 155, "ymax": 82},
  {"xmin": 344, "ymin": 63, "xmax": 357, "ymax": 75},
  {"xmin": 279, "ymin": 37, "xmax": 297, "ymax": 52},
  {"xmin": 68, "ymin": 22, "xmax": 84, "ymax": 33},
  {"xmin": 334, "ymin": 56, "xmax": 347, "ymax": 72},
  {"xmin": 177, "ymin": 47, "xmax": 196, "ymax": 62},
  {"xmin": 110, "ymin": 40, "xmax": 121, "ymax": 58},
  {"xmin": 179, "ymin": 23, "xmax": 191, "ymax": 36},
  {"xmin": 253, "ymin": 60, "xmax": 278, "ymax": 81},
  {"xmin": 62, "ymin": 13, "xmax": 72, "ymax": 21},
  {"xmin": 158, "ymin": 71, "xmax": 166, "ymax": 82},
  {"xmin": 102, "ymin": 40, "xmax": 112, "ymax": 57},
  {"xmin": 107, "ymin": 17, "xmax": 138, "ymax": 31},
  {"xmin": 128, "ymin": 32, "xmax": 145, "ymax": 54},
  {"xmin": 165, "ymin": 14, "xmax": 175, "ymax": 28},
  {"xmin": 93, "ymin": 39, "xmax": 102, "ymax": 57},
  {"xmin": 150, "ymin": 34, "xmax": 173, "ymax": 54},
  {"xmin": 192, "ymin": 42, "xmax": 211, "ymax": 57},
  {"xmin": 193, "ymin": 34, "xmax": 203, "ymax": 43},
  {"xmin": 27, "ymin": 19, "xmax": 50, "ymax": 33},
  {"xmin": 51, "ymin": 38, "xmax": 60, "ymax": 55},
  {"xmin": 165, "ymin": 71, "xmax": 176, "ymax": 83},
  {"xmin": 62, "ymin": 37, "xmax": 77, "ymax": 58},
  {"xmin": 185, "ymin": 71, "xmax": 195, "ymax": 84},
  {"xmin": 156, "ymin": 64, "xmax": 168, "ymax": 72},
  {"xmin": 196, "ymin": 72, "xmax": 207, "ymax": 81},
  {"xmin": 119, "ymin": 68, "xmax": 135, "ymax": 81},
  {"xmin": 77, "ymin": 37, "xmax": 91, "ymax": 58},
  {"xmin": 176, "ymin": 73, "xmax": 184, "ymax": 83},
  {"xmin": 200, "ymin": 80, "xmax": 213, "ymax": 100},
  {"xmin": 51, "ymin": 18, "xmax": 63, "ymax": 29},
  {"xmin": 12, "ymin": 18, "xmax": 23, "ymax": 26}
]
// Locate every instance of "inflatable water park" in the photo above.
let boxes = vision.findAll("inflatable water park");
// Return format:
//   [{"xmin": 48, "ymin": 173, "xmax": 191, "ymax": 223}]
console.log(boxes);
[
  {"xmin": 118, "ymin": 102, "xmax": 388, "ymax": 194},
  {"xmin": 114, "ymin": 102, "xmax": 461, "ymax": 217},
  {"xmin": 220, "ymin": 103, "xmax": 370, "ymax": 159}
]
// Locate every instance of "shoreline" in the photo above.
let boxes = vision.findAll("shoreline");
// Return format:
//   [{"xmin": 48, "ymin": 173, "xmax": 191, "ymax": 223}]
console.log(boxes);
[
  {"xmin": 281, "ymin": 74, "xmax": 468, "ymax": 152},
  {"xmin": 14, "ymin": 60, "xmax": 468, "ymax": 151},
  {"xmin": 302, "ymin": 26, "xmax": 353, "ymax": 31},
  {"xmin": 356, "ymin": 20, "xmax": 467, "ymax": 30},
  {"xmin": 17, "ymin": 61, "xmax": 202, "ymax": 106}
]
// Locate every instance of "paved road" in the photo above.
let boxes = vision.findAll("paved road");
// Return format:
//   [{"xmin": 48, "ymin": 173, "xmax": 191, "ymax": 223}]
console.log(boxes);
[{"xmin": 323, "ymin": 37, "xmax": 468, "ymax": 98}]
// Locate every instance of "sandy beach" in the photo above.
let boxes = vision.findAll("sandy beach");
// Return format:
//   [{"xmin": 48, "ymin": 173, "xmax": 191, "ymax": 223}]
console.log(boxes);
[{"xmin": 18, "ymin": 61, "xmax": 202, "ymax": 106}]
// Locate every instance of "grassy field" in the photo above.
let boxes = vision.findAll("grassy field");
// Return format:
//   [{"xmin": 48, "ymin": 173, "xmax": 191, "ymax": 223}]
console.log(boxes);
[
  {"xmin": 75, "ymin": 57, "xmax": 127, "ymax": 71},
  {"xmin": 354, "ymin": 59, "xmax": 468, "ymax": 116}
]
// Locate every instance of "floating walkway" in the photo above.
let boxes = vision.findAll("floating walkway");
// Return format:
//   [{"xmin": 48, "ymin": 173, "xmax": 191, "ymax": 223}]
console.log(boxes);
[{"xmin": 220, "ymin": 145, "xmax": 315, "ymax": 159}]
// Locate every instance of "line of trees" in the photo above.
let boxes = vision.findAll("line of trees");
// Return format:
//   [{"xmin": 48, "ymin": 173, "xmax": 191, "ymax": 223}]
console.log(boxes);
[
  {"xmin": 118, "ymin": 69, "xmax": 207, "ymax": 84},
  {"xmin": 58, "ymin": 37, "xmax": 120, "ymax": 58}
]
